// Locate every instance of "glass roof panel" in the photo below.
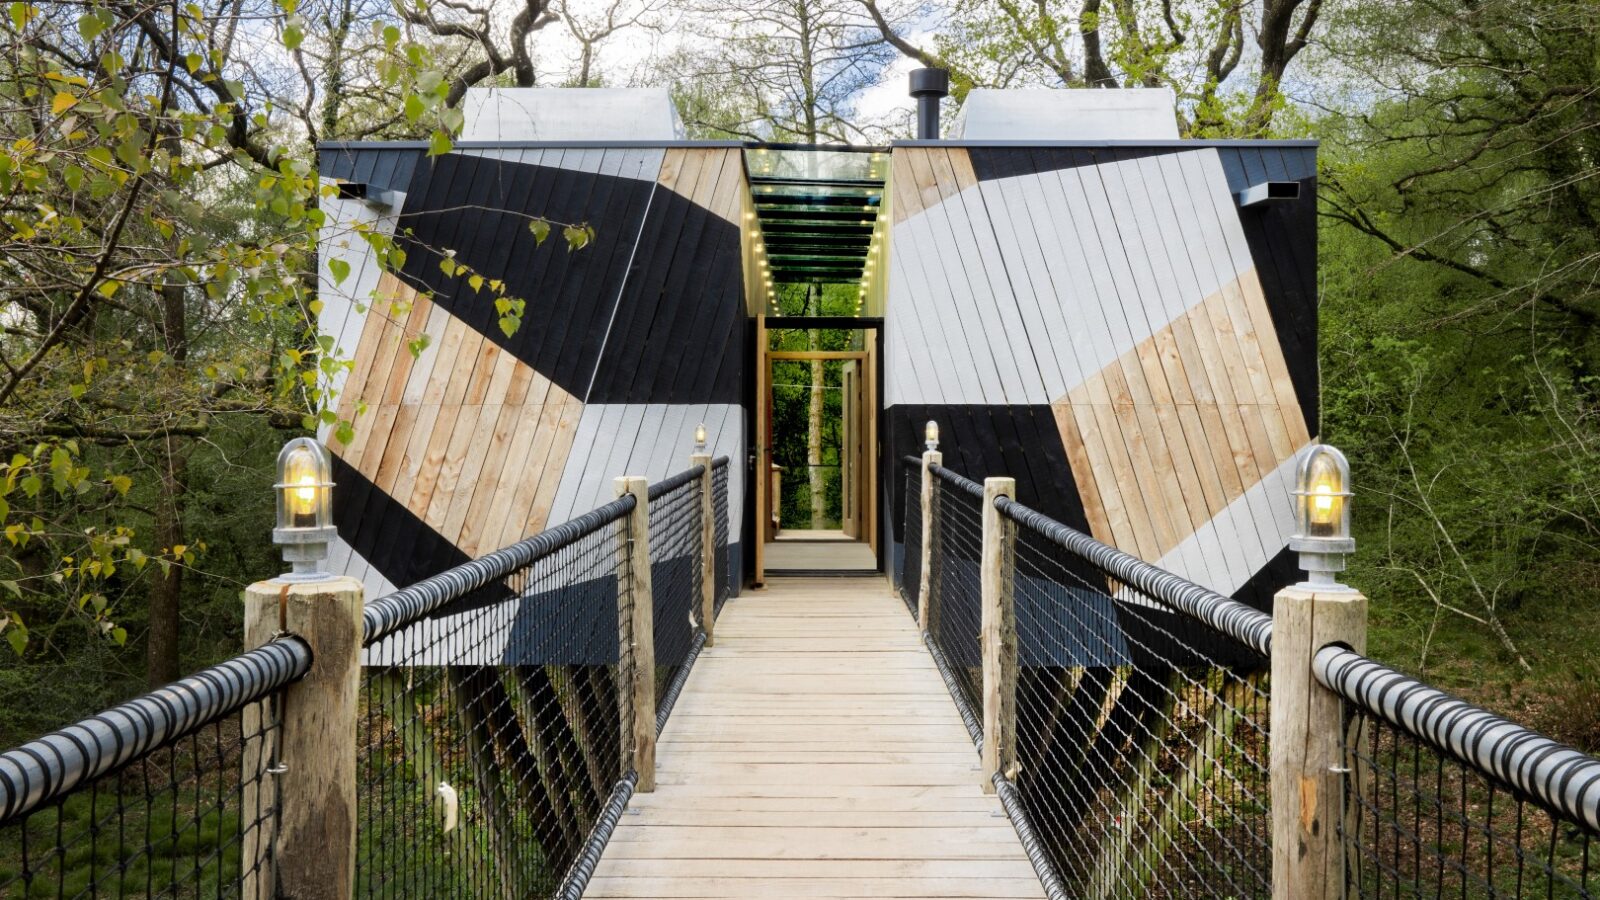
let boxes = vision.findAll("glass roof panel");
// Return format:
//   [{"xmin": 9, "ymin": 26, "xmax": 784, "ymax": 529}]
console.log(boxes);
[{"xmin": 746, "ymin": 145, "xmax": 889, "ymax": 288}]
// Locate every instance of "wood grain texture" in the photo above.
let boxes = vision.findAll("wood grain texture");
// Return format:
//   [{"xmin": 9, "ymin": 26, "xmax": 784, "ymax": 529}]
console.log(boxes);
[
  {"xmin": 1051, "ymin": 280, "xmax": 1309, "ymax": 592},
  {"xmin": 1270, "ymin": 585, "xmax": 1368, "ymax": 900},
  {"xmin": 328, "ymin": 276, "xmax": 581, "ymax": 573},
  {"xmin": 587, "ymin": 578, "xmax": 1043, "ymax": 898},
  {"xmin": 244, "ymin": 577, "xmax": 364, "ymax": 900}
]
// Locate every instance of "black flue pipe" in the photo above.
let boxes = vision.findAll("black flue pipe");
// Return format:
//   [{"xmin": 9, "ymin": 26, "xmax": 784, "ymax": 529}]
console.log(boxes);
[{"xmin": 909, "ymin": 67, "xmax": 950, "ymax": 140}]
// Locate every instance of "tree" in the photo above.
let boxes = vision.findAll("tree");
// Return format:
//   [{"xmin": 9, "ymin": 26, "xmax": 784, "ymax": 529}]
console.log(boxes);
[
  {"xmin": 0, "ymin": 0, "xmax": 465, "ymax": 682},
  {"xmin": 859, "ymin": 0, "xmax": 1323, "ymax": 134},
  {"xmin": 1313, "ymin": 0, "xmax": 1600, "ymax": 678}
]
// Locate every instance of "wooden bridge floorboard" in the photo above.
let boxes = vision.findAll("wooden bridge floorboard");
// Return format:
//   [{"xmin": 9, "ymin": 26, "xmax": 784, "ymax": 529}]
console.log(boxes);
[{"xmin": 586, "ymin": 577, "xmax": 1045, "ymax": 899}]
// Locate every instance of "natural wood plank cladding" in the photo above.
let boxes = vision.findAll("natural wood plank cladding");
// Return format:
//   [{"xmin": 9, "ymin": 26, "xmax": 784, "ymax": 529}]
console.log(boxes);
[
  {"xmin": 890, "ymin": 146, "xmax": 977, "ymax": 225},
  {"xmin": 1051, "ymin": 278, "xmax": 1310, "ymax": 568},
  {"xmin": 330, "ymin": 273, "xmax": 581, "ymax": 558},
  {"xmin": 659, "ymin": 147, "xmax": 744, "ymax": 224},
  {"xmin": 587, "ymin": 578, "xmax": 1044, "ymax": 898}
]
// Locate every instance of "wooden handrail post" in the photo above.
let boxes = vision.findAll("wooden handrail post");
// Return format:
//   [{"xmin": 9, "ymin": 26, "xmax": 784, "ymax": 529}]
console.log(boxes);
[
  {"xmin": 242, "ymin": 575, "xmax": 364, "ymax": 900},
  {"xmin": 1270, "ymin": 583, "xmax": 1368, "ymax": 899},
  {"xmin": 691, "ymin": 453, "xmax": 716, "ymax": 647},
  {"xmin": 980, "ymin": 476, "xmax": 1017, "ymax": 794},
  {"xmin": 917, "ymin": 449, "xmax": 941, "ymax": 632},
  {"xmin": 615, "ymin": 476, "xmax": 656, "ymax": 792}
]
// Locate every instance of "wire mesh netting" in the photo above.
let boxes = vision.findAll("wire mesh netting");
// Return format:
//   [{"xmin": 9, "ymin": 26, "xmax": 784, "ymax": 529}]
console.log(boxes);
[
  {"xmin": 712, "ymin": 458, "xmax": 731, "ymax": 617},
  {"xmin": 647, "ymin": 469, "xmax": 704, "ymax": 718},
  {"xmin": 999, "ymin": 498, "xmax": 1273, "ymax": 900},
  {"xmin": 927, "ymin": 466, "xmax": 986, "ymax": 727},
  {"xmin": 0, "ymin": 640, "xmax": 308, "ymax": 898},
  {"xmin": 1341, "ymin": 712, "xmax": 1598, "ymax": 898},
  {"xmin": 356, "ymin": 498, "xmax": 633, "ymax": 899},
  {"xmin": 899, "ymin": 456, "xmax": 922, "ymax": 617},
  {"xmin": 1318, "ymin": 647, "xmax": 1600, "ymax": 899}
]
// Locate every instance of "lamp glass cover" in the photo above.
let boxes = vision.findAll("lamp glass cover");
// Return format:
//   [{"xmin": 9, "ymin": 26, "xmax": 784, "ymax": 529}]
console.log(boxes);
[{"xmin": 275, "ymin": 438, "xmax": 333, "ymax": 532}]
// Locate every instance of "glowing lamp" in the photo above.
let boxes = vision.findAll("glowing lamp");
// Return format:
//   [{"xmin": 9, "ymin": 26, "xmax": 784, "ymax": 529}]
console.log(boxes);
[
  {"xmin": 924, "ymin": 420, "xmax": 939, "ymax": 452},
  {"xmin": 273, "ymin": 437, "xmax": 336, "ymax": 582},
  {"xmin": 694, "ymin": 422, "xmax": 708, "ymax": 453},
  {"xmin": 1289, "ymin": 443, "xmax": 1355, "ymax": 589}
]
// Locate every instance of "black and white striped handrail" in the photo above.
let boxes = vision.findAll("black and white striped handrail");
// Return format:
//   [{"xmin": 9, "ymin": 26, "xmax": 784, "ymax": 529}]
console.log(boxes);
[
  {"xmin": 362, "ymin": 494, "xmax": 636, "ymax": 646},
  {"xmin": 1315, "ymin": 645, "xmax": 1600, "ymax": 833},
  {"xmin": 930, "ymin": 463, "xmax": 986, "ymax": 501},
  {"xmin": 647, "ymin": 464, "xmax": 704, "ymax": 501},
  {"xmin": 0, "ymin": 637, "xmax": 312, "ymax": 823},
  {"xmin": 993, "ymin": 496, "xmax": 1275, "ymax": 657}
]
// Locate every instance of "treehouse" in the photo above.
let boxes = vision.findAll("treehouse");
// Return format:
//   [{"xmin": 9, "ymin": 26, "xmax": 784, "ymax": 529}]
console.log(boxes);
[{"xmin": 315, "ymin": 83, "xmax": 1318, "ymax": 613}]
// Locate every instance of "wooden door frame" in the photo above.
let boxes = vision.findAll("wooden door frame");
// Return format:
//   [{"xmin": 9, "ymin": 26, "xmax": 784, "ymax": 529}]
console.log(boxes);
[{"xmin": 754, "ymin": 317, "xmax": 884, "ymax": 586}]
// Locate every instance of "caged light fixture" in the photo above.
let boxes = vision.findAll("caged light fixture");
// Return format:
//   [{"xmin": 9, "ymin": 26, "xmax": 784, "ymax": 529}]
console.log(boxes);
[
  {"xmin": 273, "ymin": 437, "xmax": 336, "ymax": 582},
  {"xmin": 1289, "ymin": 443, "xmax": 1355, "ymax": 589},
  {"xmin": 924, "ymin": 420, "xmax": 939, "ymax": 452},
  {"xmin": 694, "ymin": 422, "xmax": 708, "ymax": 453}
]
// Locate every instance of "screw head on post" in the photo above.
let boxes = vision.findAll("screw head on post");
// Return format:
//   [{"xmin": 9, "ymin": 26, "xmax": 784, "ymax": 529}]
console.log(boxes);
[
  {"xmin": 924, "ymin": 420, "xmax": 939, "ymax": 452},
  {"xmin": 1289, "ymin": 443, "xmax": 1355, "ymax": 590},
  {"xmin": 273, "ymin": 437, "xmax": 336, "ymax": 582}
]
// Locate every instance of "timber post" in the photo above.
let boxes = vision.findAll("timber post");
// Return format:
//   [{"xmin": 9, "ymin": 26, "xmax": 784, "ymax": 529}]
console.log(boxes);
[
  {"xmin": 242, "ymin": 576, "xmax": 364, "ymax": 900},
  {"xmin": 615, "ymin": 475, "xmax": 656, "ymax": 791},
  {"xmin": 1270, "ymin": 583, "xmax": 1368, "ymax": 899},
  {"xmin": 692, "ymin": 453, "xmax": 715, "ymax": 647},
  {"xmin": 979, "ymin": 477, "xmax": 1018, "ymax": 793},
  {"xmin": 917, "ymin": 449, "xmax": 941, "ymax": 632}
]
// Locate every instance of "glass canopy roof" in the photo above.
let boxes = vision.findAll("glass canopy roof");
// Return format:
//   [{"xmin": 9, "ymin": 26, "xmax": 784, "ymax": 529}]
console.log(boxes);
[{"xmin": 746, "ymin": 146, "xmax": 888, "ymax": 285}]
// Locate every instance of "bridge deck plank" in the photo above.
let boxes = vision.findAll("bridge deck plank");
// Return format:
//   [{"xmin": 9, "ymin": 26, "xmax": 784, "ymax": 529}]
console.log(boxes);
[{"xmin": 587, "ymin": 577, "xmax": 1044, "ymax": 899}]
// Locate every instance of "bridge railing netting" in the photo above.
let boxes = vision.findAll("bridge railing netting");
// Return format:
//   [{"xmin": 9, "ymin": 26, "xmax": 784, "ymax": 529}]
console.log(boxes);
[
  {"xmin": 0, "ymin": 459, "xmax": 731, "ymax": 900},
  {"xmin": 903, "ymin": 459, "xmax": 1599, "ymax": 900},
  {"xmin": 356, "ymin": 459, "xmax": 727, "ymax": 899},
  {"xmin": 0, "ymin": 640, "xmax": 309, "ymax": 897}
]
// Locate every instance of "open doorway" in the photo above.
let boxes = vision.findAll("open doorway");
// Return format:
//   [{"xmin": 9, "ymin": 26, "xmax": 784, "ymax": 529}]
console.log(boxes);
[
  {"xmin": 743, "ymin": 144, "xmax": 888, "ymax": 584},
  {"xmin": 754, "ymin": 316, "xmax": 879, "ymax": 581}
]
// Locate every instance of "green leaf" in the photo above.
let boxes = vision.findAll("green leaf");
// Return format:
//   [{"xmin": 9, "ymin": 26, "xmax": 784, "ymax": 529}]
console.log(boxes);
[
  {"xmin": 328, "ymin": 257, "xmax": 350, "ymax": 285},
  {"xmin": 426, "ymin": 130, "xmax": 452, "ymax": 157},
  {"xmin": 498, "ymin": 315, "xmax": 519, "ymax": 338},
  {"xmin": 563, "ymin": 224, "xmax": 593, "ymax": 251},
  {"xmin": 0, "ymin": 580, "xmax": 18, "ymax": 598},
  {"xmin": 111, "ymin": 627, "xmax": 127, "ymax": 645},
  {"xmin": 77, "ymin": 9, "xmax": 108, "ymax": 41},
  {"xmin": 109, "ymin": 474, "xmax": 131, "ymax": 495},
  {"xmin": 528, "ymin": 219, "xmax": 550, "ymax": 245},
  {"xmin": 438, "ymin": 256, "xmax": 457, "ymax": 277},
  {"xmin": 282, "ymin": 23, "xmax": 303, "ymax": 49},
  {"xmin": 20, "ymin": 475, "xmax": 41, "ymax": 498},
  {"xmin": 403, "ymin": 93, "xmax": 425, "ymax": 123},
  {"xmin": 6, "ymin": 626, "xmax": 24, "ymax": 656}
]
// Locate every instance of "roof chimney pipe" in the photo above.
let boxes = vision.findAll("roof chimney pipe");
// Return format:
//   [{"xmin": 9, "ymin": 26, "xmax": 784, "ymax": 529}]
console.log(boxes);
[{"xmin": 909, "ymin": 68, "xmax": 950, "ymax": 140}]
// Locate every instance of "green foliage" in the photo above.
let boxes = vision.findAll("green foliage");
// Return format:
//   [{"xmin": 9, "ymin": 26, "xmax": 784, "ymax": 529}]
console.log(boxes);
[{"xmin": 1315, "ymin": 0, "xmax": 1600, "ymax": 714}]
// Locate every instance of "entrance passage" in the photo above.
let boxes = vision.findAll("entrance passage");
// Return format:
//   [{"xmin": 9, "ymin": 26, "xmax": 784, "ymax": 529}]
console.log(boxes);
[
  {"xmin": 746, "ymin": 144, "xmax": 888, "ymax": 584},
  {"xmin": 757, "ymin": 339, "xmax": 879, "ymax": 579},
  {"xmin": 585, "ymin": 577, "xmax": 1044, "ymax": 898}
]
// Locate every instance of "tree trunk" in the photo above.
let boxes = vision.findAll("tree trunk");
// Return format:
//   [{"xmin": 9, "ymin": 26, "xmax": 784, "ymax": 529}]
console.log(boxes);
[{"xmin": 147, "ymin": 275, "xmax": 189, "ymax": 688}]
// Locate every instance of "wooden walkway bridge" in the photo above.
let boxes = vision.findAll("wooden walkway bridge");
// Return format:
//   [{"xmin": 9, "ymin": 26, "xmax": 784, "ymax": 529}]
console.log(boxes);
[{"xmin": 587, "ymin": 576, "xmax": 1044, "ymax": 899}]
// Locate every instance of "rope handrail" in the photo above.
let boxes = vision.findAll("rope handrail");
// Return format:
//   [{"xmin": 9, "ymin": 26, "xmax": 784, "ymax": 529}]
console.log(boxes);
[
  {"xmin": 929, "ymin": 462, "xmax": 985, "ymax": 500},
  {"xmin": 361, "ymin": 493, "xmax": 636, "ymax": 645},
  {"xmin": 648, "ymin": 463, "xmax": 705, "ymax": 501},
  {"xmin": 1315, "ymin": 644, "xmax": 1600, "ymax": 833},
  {"xmin": 0, "ymin": 636, "xmax": 311, "ymax": 823},
  {"xmin": 992, "ymin": 495, "xmax": 1274, "ymax": 657}
]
